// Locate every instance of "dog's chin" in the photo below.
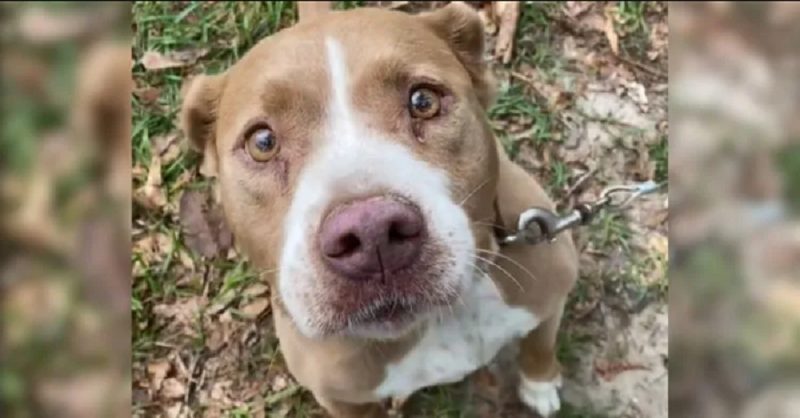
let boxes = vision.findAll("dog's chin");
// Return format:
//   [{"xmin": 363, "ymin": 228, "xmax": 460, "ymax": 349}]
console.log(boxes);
[
  {"xmin": 304, "ymin": 286, "xmax": 462, "ymax": 341},
  {"xmin": 342, "ymin": 309, "xmax": 428, "ymax": 341}
]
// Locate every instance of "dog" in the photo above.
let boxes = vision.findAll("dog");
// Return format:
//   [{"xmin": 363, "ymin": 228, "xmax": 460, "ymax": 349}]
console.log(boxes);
[{"xmin": 180, "ymin": 3, "xmax": 578, "ymax": 417}]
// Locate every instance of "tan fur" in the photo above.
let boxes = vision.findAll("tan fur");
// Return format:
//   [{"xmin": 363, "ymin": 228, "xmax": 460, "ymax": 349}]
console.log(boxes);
[{"xmin": 180, "ymin": 4, "xmax": 577, "ymax": 417}]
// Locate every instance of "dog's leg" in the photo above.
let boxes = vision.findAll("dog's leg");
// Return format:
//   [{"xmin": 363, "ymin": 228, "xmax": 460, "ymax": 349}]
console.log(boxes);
[
  {"xmin": 517, "ymin": 300, "xmax": 566, "ymax": 417},
  {"xmin": 316, "ymin": 396, "xmax": 388, "ymax": 418}
]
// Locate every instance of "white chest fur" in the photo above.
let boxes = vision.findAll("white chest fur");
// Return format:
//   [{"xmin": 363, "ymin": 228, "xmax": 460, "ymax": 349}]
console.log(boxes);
[{"xmin": 373, "ymin": 273, "xmax": 540, "ymax": 399}]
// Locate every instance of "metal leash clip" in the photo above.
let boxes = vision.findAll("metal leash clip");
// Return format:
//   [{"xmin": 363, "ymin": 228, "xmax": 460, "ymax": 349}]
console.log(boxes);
[{"xmin": 498, "ymin": 180, "xmax": 664, "ymax": 246}]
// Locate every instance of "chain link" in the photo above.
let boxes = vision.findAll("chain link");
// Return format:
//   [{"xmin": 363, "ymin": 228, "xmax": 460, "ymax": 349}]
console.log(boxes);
[{"xmin": 498, "ymin": 180, "xmax": 665, "ymax": 246}]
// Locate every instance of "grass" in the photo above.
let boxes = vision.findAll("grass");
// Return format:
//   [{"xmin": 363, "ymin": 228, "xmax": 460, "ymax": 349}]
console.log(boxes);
[
  {"xmin": 776, "ymin": 143, "xmax": 800, "ymax": 212},
  {"xmin": 488, "ymin": 81, "xmax": 555, "ymax": 159},
  {"xmin": 649, "ymin": 135, "xmax": 668, "ymax": 183}
]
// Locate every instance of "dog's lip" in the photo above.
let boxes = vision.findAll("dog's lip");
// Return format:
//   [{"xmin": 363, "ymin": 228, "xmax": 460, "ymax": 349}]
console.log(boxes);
[{"xmin": 348, "ymin": 297, "xmax": 421, "ymax": 327}]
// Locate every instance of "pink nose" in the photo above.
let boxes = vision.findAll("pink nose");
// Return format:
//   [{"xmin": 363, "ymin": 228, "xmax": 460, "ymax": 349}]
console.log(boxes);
[{"xmin": 318, "ymin": 196, "xmax": 426, "ymax": 281}]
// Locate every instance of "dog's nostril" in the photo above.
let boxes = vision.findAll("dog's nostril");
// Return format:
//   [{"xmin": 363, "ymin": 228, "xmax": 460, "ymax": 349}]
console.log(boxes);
[
  {"xmin": 388, "ymin": 221, "xmax": 419, "ymax": 242},
  {"xmin": 332, "ymin": 233, "xmax": 361, "ymax": 257}
]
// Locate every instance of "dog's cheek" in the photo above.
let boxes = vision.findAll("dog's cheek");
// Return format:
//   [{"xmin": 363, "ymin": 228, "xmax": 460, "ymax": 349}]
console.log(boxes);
[{"xmin": 219, "ymin": 183, "xmax": 287, "ymax": 278}]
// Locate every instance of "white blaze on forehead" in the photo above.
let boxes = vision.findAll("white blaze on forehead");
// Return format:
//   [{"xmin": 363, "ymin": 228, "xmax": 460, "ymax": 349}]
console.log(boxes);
[{"xmin": 324, "ymin": 37, "xmax": 357, "ymax": 143}]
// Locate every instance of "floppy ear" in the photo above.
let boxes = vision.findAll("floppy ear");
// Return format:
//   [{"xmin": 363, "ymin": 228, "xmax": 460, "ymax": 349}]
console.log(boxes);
[
  {"xmin": 419, "ymin": 2, "xmax": 496, "ymax": 108},
  {"xmin": 179, "ymin": 73, "xmax": 227, "ymax": 177}
]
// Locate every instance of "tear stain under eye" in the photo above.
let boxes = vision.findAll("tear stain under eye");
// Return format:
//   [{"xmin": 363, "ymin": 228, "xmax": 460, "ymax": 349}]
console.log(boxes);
[
  {"xmin": 274, "ymin": 158, "xmax": 290, "ymax": 192},
  {"xmin": 412, "ymin": 120, "xmax": 425, "ymax": 143}
]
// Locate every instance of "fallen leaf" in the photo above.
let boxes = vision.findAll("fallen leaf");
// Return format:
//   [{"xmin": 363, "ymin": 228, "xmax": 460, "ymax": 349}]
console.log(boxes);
[
  {"xmin": 179, "ymin": 189, "xmax": 233, "ymax": 258},
  {"xmin": 132, "ymin": 164, "xmax": 147, "ymax": 180},
  {"xmin": 160, "ymin": 378, "xmax": 186, "ymax": 399},
  {"xmin": 164, "ymin": 403, "xmax": 183, "ymax": 418},
  {"xmin": 152, "ymin": 134, "xmax": 182, "ymax": 165},
  {"xmin": 594, "ymin": 358, "xmax": 649, "ymax": 381},
  {"xmin": 648, "ymin": 21, "xmax": 668, "ymax": 61},
  {"xmin": 579, "ymin": 11, "xmax": 606, "ymax": 33},
  {"xmin": 270, "ymin": 374, "xmax": 289, "ymax": 392},
  {"xmin": 243, "ymin": 284, "xmax": 270, "ymax": 298},
  {"xmin": 134, "ymin": 87, "xmax": 161, "ymax": 104},
  {"xmin": 178, "ymin": 249, "xmax": 196, "ymax": 271},
  {"xmin": 147, "ymin": 360, "xmax": 171, "ymax": 392},
  {"xmin": 563, "ymin": 1, "xmax": 594, "ymax": 18},
  {"xmin": 171, "ymin": 169, "xmax": 195, "ymax": 193},
  {"xmin": 478, "ymin": 2, "xmax": 498, "ymax": 35},
  {"xmin": 153, "ymin": 296, "xmax": 206, "ymax": 329},
  {"xmin": 494, "ymin": 2, "xmax": 521, "ymax": 64},
  {"xmin": 240, "ymin": 298, "xmax": 270, "ymax": 319},
  {"xmin": 140, "ymin": 48, "xmax": 208, "ymax": 71},
  {"xmin": 603, "ymin": 6, "xmax": 620, "ymax": 56},
  {"xmin": 134, "ymin": 155, "xmax": 167, "ymax": 209}
]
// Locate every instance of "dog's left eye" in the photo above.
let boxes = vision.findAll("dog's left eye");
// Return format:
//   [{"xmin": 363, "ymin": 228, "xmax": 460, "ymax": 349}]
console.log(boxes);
[
  {"xmin": 408, "ymin": 87, "xmax": 441, "ymax": 119},
  {"xmin": 245, "ymin": 125, "xmax": 280, "ymax": 162}
]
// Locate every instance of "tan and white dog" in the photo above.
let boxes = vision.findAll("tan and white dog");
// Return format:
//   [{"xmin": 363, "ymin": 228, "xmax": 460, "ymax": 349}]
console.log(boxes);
[{"xmin": 180, "ymin": 3, "xmax": 578, "ymax": 417}]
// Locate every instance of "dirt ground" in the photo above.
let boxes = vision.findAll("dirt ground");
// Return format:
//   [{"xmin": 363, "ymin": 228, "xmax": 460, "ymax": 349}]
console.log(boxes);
[{"xmin": 129, "ymin": 2, "xmax": 668, "ymax": 417}]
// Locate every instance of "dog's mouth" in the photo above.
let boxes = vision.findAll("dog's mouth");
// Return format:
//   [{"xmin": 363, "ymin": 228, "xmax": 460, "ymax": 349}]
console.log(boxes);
[
  {"xmin": 350, "ymin": 297, "xmax": 419, "ymax": 327},
  {"xmin": 321, "ymin": 278, "xmax": 463, "ymax": 338}
]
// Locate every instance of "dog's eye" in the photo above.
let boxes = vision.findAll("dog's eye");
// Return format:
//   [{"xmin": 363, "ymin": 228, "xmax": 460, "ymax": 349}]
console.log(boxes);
[
  {"xmin": 245, "ymin": 126, "xmax": 279, "ymax": 162},
  {"xmin": 408, "ymin": 87, "xmax": 441, "ymax": 119}
]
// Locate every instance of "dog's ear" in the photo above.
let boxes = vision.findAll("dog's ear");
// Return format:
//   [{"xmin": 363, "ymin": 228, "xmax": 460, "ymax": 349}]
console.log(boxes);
[
  {"xmin": 419, "ymin": 2, "xmax": 495, "ymax": 108},
  {"xmin": 180, "ymin": 73, "xmax": 227, "ymax": 177}
]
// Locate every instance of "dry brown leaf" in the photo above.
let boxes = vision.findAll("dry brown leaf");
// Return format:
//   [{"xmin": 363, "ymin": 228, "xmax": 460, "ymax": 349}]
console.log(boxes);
[
  {"xmin": 243, "ymin": 283, "xmax": 270, "ymax": 298},
  {"xmin": 178, "ymin": 249, "xmax": 196, "ymax": 271},
  {"xmin": 141, "ymin": 49, "xmax": 208, "ymax": 71},
  {"xmin": 153, "ymin": 134, "xmax": 182, "ymax": 166},
  {"xmin": 147, "ymin": 360, "xmax": 171, "ymax": 392},
  {"xmin": 134, "ymin": 155, "xmax": 167, "ymax": 209},
  {"xmin": 164, "ymin": 403, "xmax": 184, "ymax": 418},
  {"xmin": 580, "ymin": 11, "xmax": 606, "ymax": 33},
  {"xmin": 594, "ymin": 358, "xmax": 649, "ymax": 381},
  {"xmin": 494, "ymin": 2, "xmax": 521, "ymax": 64},
  {"xmin": 603, "ymin": 7, "xmax": 620, "ymax": 56},
  {"xmin": 134, "ymin": 87, "xmax": 161, "ymax": 104},
  {"xmin": 132, "ymin": 164, "xmax": 147, "ymax": 180},
  {"xmin": 240, "ymin": 298, "xmax": 270, "ymax": 319},
  {"xmin": 161, "ymin": 378, "xmax": 187, "ymax": 399},
  {"xmin": 171, "ymin": 169, "xmax": 195, "ymax": 193},
  {"xmin": 478, "ymin": 2, "xmax": 498, "ymax": 35},
  {"xmin": 563, "ymin": 1, "xmax": 594, "ymax": 18},
  {"xmin": 270, "ymin": 374, "xmax": 289, "ymax": 392},
  {"xmin": 179, "ymin": 189, "xmax": 233, "ymax": 258}
]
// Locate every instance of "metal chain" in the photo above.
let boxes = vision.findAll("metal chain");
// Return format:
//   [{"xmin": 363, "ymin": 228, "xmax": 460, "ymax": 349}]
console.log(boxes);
[{"xmin": 498, "ymin": 180, "xmax": 666, "ymax": 246}]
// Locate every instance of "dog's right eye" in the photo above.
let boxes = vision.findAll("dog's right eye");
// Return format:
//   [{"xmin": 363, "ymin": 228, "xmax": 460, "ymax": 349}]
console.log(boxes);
[
  {"xmin": 245, "ymin": 126, "xmax": 280, "ymax": 162},
  {"xmin": 409, "ymin": 87, "xmax": 441, "ymax": 119}
]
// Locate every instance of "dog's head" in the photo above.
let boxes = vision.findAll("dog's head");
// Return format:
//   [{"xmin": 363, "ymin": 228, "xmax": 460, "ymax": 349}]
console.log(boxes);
[{"xmin": 181, "ymin": 4, "xmax": 502, "ymax": 339}]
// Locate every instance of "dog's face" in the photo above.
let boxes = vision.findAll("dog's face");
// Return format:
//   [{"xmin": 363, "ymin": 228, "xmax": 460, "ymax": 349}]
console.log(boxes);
[{"xmin": 182, "ymin": 4, "xmax": 500, "ymax": 339}]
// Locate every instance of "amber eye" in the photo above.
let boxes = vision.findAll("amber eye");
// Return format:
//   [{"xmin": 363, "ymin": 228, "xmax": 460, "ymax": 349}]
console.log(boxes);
[
  {"xmin": 408, "ymin": 87, "xmax": 441, "ymax": 119},
  {"xmin": 245, "ymin": 126, "xmax": 279, "ymax": 162}
]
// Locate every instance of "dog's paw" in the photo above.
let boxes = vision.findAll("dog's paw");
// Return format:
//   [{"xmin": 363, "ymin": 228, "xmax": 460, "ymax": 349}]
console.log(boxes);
[{"xmin": 518, "ymin": 374, "xmax": 562, "ymax": 417}]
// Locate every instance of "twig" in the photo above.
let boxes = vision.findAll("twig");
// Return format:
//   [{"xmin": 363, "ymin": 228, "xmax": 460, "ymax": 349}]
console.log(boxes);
[
  {"xmin": 561, "ymin": 168, "xmax": 597, "ymax": 204},
  {"xmin": 616, "ymin": 54, "xmax": 667, "ymax": 79}
]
